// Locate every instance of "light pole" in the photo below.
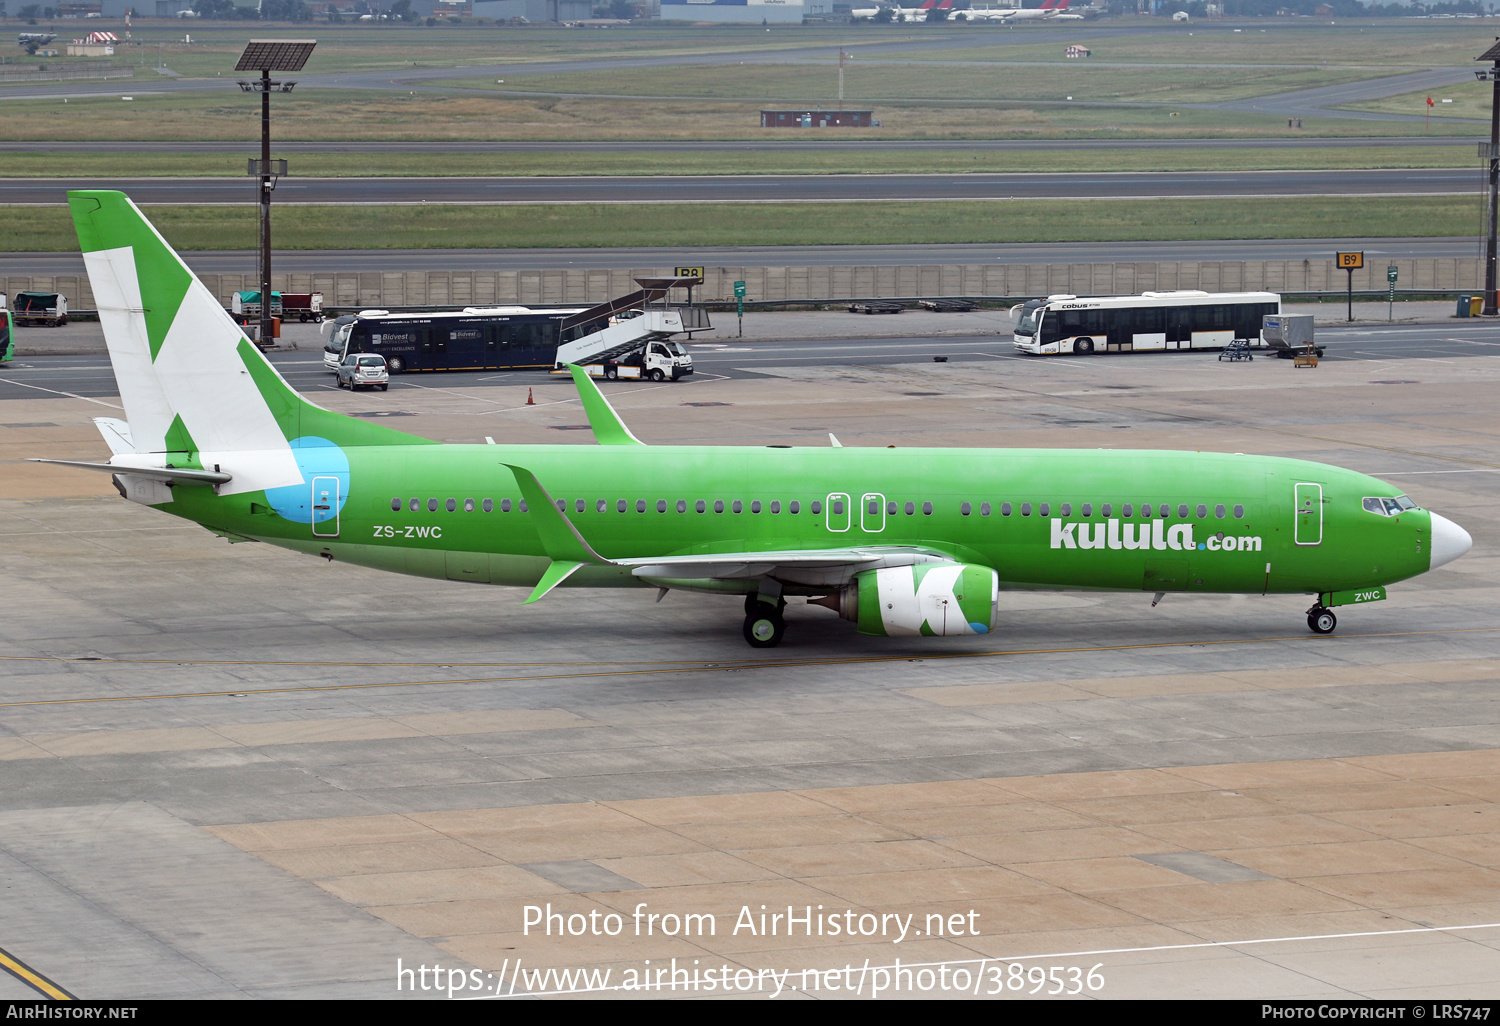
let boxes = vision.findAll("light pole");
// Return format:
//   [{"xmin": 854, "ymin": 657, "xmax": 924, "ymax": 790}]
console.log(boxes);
[
  {"xmin": 235, "ymin": 39, "xmax": 315, "ymax": 348},
  {"xmin": 1477, "ymin": 39, "xmax": 1500, "ymax": 316}
]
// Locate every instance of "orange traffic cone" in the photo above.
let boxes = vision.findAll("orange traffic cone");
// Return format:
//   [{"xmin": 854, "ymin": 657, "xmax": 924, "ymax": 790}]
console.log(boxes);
[{"xmin": 526, "ymin": 388, "xmax": 535, "ymax": 406}]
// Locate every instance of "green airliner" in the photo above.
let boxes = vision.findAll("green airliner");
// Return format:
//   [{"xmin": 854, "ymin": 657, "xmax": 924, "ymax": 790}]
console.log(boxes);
[{"xmin": 35, "ymin": 191, "xmax": 1473, "ymax": 648}]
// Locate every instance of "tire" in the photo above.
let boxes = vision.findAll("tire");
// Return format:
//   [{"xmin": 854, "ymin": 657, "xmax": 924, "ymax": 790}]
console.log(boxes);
[
  {"xmin": 1074, "ymin": 337, "xmax": 1095, "ymax": 355},
  {"xmin": 649, "ymin": 369, "xmax": 665, "ymax": 382},
  {"xmin": 1308, "ymin": 609, "xmax": 1337, "ymax": 635},
  {"xmin": 604, "ymin": 366, "xmax": 618, "ymax": 380},
  {"xmin": 379, "ymin": 384, "xmax": 388, "ymax": 391},
  {"xmin": 743, "ymin": 610, "xmax": 786, "ymax": 648},
  {"xmin": 386, "ymin": 356, "xmax": 405, "ymax": 373}
]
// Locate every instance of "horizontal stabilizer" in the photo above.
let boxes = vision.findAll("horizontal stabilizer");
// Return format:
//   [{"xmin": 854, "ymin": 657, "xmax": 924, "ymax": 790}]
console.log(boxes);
[
  {"xmin": 27, "ymin": 458, "xmax": 230, "ymax": 485},
  {"xmin": 93, "ymin": 417, "xmax": 134, "ymax": 455}
]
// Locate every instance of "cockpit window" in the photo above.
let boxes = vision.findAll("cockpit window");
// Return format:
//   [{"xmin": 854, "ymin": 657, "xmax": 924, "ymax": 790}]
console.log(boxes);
[{"xmin": 1363, "ymin": 495, "xmax": 1419, "ymax": 517}]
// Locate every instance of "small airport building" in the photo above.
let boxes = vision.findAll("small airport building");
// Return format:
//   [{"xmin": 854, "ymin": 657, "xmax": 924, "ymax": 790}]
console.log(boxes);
[{"xmin": 761, "ymin": 109, "xmax": 876, "ymax": 127}]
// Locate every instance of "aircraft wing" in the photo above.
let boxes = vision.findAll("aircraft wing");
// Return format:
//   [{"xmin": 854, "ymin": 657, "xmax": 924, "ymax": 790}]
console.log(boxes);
[
  {"xmin": 616, "ymin": 546, "xmax": 961, "ymax": 585},
  {"xmin": 503, "ymin": 459, "xmax": 968, "ymax": 599}
]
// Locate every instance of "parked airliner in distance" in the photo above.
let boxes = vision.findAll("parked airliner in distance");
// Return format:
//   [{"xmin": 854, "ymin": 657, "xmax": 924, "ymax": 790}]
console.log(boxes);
[{"xmin": 35, "ymin": 191, "xmax": 1472, "ymax": 648}]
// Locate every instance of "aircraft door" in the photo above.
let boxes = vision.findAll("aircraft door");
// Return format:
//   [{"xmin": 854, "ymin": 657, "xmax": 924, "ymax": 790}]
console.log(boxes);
[
  {"xmin": 827, "ymin": 492, "xmax": 851, "ymax": 532},
  {"xmin": 312, "ymin": 476, "xmax": 340, "ymax": 538},
  {"xmin": 1294, "ymin": 482, "xmax": 1322, "ymax": 546},
  {"xmin": 861, "ymin": 492, "xmax": 886, "ymax": 534},
  {"xmin": 1166, "ymin": 307, "xmax": 1192, "ymax": 348}
]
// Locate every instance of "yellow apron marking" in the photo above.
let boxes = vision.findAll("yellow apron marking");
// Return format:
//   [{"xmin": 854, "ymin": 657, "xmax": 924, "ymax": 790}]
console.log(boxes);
[{"xmin": 0, "ymin": 945, "xmax": 74, "ymax": 1000}]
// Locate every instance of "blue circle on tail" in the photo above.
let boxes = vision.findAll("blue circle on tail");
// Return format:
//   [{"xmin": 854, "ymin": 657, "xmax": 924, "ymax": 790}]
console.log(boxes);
[{"xmin": 263, "ymin": 437, "xmax": 350, "ymax": 525}]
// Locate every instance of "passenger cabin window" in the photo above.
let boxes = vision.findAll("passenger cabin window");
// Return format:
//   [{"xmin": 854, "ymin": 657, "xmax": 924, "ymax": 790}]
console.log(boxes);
[
  {"xmin": 1081, "ymin": 503, "xmax": 1092, "ymax": 517},
  {"xmin": 922, "ymin": 502, "xmax": 933, "ymax": 515},
  {"xmin": 1021, "ymin": 503, "xmax": 1031, "ymax": 516},
  {"xmin": 1039, "ymin": 502, "xmax": 1050, "ymax": 517},
  {"xmin": 1215, "ymin": 504, "xmax": 1226, "ymax": 519},
  {"xmin": 678, "ymin": 500, "xmax": 687, "ymax": 513},
  {"xmin": 658, "ymin": 500, "xmax": 668, "ymax": 513},
  {"xmin": 981, "ymin": 503, "xmax": 992, "ymax": 516},
  {"xmin": 483, "ymin": 499, "xmax": 493, "ymax": 512},
  {"xmin": 1001, "ymin": 502, "xmax": 1012, "ymax": 516},
  {"xmin": 1233, "ymin": 504, "xmax": 1244, "ymax": 518},
  {"xmin": 501, "ymin": 499, "xmax": 512, "ymax": 513},
  {"xmin": 905, "ymin": 502, "xmax": 915, "ymax": 515},
  {"xmin": 636, "ymin": 500, "xmax": 646, "ymax": 513},
  {"xmin": 961, "ymin": 502, "xmax": 972, "ymax": 516},
  {"xmin": 812, "ymin": 501, "xmax": 822, "ymax": 514},
  {"xmin": 391, "ymin": 498, "xmax": 401, "ymax": 511}
]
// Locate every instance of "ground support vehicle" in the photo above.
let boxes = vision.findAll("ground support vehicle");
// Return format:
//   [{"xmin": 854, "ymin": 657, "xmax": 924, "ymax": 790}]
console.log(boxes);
[
  {"xmin": 12, "ymin": 292, "xmax": 67, "ymax": 327},
  {"xmin": 572, "ymin": 339, "xmax": 694, "ymax": 382},
  {"xmin": 553, "ymin": 276, "xmax": 704, "ymax": 381},
  {"xmin": 231, "ymin": 290, "xmax": 280, "ymax": 321},
  {"xmin": 1013, "ymin": 291, "xmax": 1279, "ymax": 356},
  {"xmin": 281, "ymin": 292, "xmax": 324, "ymax": 322},
  {"xmin": 1262, "ymin": 313, "xmax": 1325, "ymax": 360}
]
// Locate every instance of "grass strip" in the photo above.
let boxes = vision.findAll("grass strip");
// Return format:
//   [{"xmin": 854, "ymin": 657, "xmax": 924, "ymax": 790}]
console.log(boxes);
[
  {"xmin": 0, "ymin": 196, "xmax": 1480, "ymax": 252},
  {"xmin": 0, "ymin": 147, "xmax": 1474, "ymax": 179}
]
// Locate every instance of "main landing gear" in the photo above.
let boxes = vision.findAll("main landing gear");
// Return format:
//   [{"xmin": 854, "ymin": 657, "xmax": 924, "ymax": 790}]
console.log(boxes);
[
  {"xmin": 743, "ymin": 594, "xmax": 787, "ymax": 648},
  {"xmin": 1306, "ymin": 604, "xmax": 1337, "ymax": 635}
]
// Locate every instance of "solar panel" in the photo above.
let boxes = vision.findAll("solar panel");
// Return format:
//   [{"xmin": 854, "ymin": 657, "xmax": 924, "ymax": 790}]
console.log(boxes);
[{"xmin": 234, "ymin": 39, "xmax": 316, "ymax": 72}]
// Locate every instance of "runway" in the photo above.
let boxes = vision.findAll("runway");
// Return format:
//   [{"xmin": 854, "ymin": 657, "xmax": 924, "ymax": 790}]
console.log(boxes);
[{"xmin": 1, "ymin": 168, "xmax": 1483, "ymax": 206}]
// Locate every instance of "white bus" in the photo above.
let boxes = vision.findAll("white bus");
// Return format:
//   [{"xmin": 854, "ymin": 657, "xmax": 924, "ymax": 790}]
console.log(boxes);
[{"xmin": 1012, "ymin": 291, "xmax": 1281, "ymax": 356}]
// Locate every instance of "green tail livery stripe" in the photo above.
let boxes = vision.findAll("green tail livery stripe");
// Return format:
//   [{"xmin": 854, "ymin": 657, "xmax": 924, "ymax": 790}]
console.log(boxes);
[
  {"xmin": 66, "ymin": 190, "xmax": 432, "ymax": 500},
  {"xmin": 42, "ymin": 190, "xmax": 1474, "ymax": 648}
]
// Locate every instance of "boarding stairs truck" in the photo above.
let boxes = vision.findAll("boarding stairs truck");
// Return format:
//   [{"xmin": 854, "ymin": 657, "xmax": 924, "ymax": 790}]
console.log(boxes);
[{"xmin": 552, "ymin": 276, "xmax": 707, "ymax": 381}]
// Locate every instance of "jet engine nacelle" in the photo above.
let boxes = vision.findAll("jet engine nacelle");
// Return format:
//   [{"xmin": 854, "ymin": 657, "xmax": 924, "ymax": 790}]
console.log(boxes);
[{"xmin": 816, "ymin": 563, "xmax": 998, "ymax": 637}]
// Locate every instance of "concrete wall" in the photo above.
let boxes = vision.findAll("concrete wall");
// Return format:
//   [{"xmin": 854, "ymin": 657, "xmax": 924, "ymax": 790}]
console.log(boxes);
[{"xmin": 7, "ymin": 257, "xmax": 1484, "ymax": 314}]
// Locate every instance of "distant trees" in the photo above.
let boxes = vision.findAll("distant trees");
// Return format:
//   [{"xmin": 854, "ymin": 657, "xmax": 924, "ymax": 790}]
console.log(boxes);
[
  {"xmin": 873, "ymin": 4, "xmax": 894, "ymax": 19},
  {"xmin": 925, "ymin": 5, "xmax": 949, "ymax": 18},
  {"xmin": 260, "ymin": 0, "xmax": 311, "ymax": 19},
  {"xmin": 391, "ymin": 0, "xmax": 415, "ymax": 19}
]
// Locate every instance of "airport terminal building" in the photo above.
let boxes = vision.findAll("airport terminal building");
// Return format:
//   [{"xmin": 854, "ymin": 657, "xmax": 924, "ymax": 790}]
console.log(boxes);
[{"xmin": 659, "ymin": 0, "xmax": 818, "ymax": 22}]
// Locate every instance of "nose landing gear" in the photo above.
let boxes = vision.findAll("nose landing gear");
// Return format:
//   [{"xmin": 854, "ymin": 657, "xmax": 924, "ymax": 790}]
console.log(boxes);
[{"xmin": 1306, "ymin": 604, "xmax": 1337, "ymax": 635}]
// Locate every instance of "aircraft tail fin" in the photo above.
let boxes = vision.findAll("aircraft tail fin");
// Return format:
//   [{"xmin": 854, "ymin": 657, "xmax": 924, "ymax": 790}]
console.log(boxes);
[{"xmin": 67, "ymin": 191, "xmax": 431, "ymax": 495}]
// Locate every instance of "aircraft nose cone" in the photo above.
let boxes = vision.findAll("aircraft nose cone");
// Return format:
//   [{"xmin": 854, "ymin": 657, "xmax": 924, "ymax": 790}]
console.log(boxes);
[{"xmin": 1429, "ymin": 512, "xmax": 1473, "ymax": 571}]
